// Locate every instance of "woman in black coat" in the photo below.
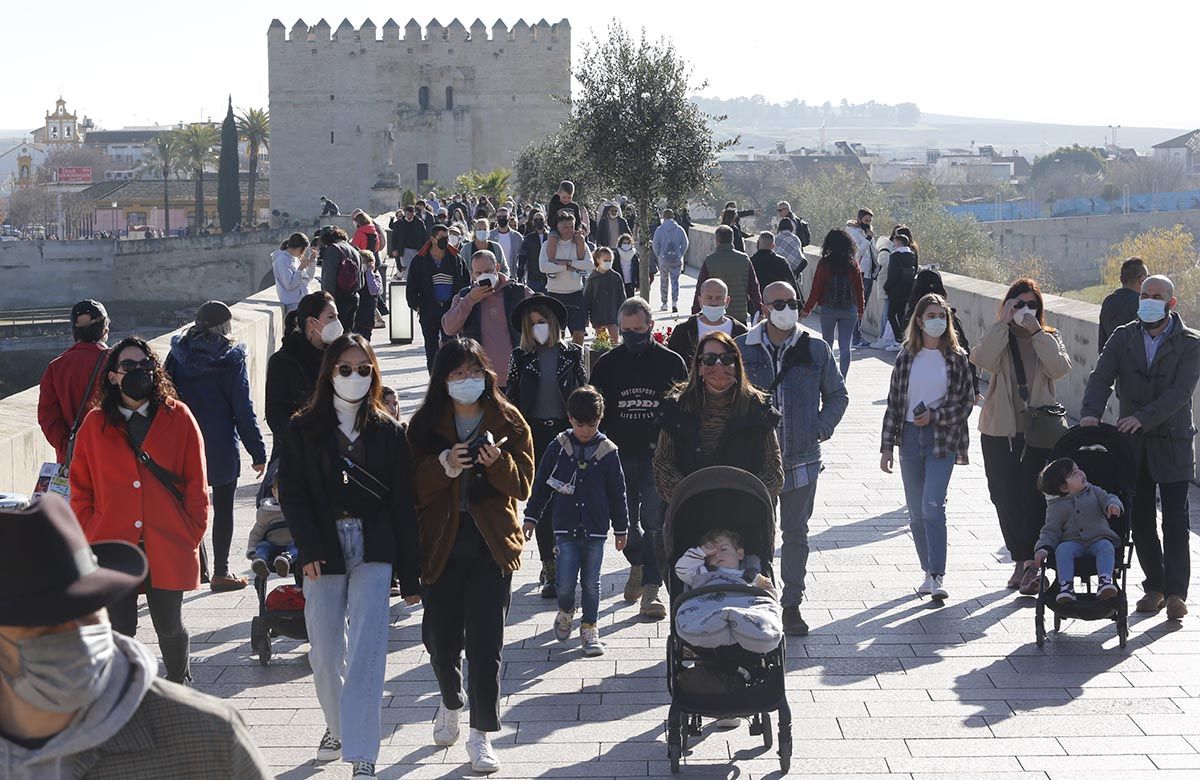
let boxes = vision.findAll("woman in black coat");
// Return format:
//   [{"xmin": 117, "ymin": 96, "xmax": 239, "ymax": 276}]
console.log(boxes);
[
  {"xmin": 265, "ymin": 291, "xmax": 340, "ymax": 455},
  {"xmin": 504, "ymin": 294, "xmax": 586, "ymax": 598},
  {"xmin": 276, "ymin": 333, "xmax": 420, "ymax": 774}
]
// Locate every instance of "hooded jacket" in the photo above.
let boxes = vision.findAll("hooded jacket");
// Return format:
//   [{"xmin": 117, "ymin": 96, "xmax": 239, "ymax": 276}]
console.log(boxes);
[
  {"xmin": 524, "ymin": 430, "xmax": 629, "ymax": 538},
  {"xmin": 1036, "ymin": 483, "xmax": 1123, "ymax": 553},
  {"xmin": 166, "ymin": 333, "xmax": 267, "ymax": 486}
]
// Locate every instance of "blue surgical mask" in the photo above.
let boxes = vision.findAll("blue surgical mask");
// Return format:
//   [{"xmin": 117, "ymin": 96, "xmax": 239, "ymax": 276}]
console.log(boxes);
[
  {"xmin": 921, "ymin": 317, "xmax": 948, "ymax": 338},
  {"xmin": 1138, "ymin": 298, "xmax": 1168, "ymax": 324},
  {"xmin": 621, "ymin": 330, "xmax": 652, "ymax": 354},
  {"xmin": 447, "ymin": 377, "xmax": 486, "ymax": 404}
]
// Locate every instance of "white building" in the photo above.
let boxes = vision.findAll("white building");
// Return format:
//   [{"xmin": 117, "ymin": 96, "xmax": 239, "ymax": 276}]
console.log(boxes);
[{"xmin": 1151, "ymin": 130, "xmax": 1200, "ymax": 175}]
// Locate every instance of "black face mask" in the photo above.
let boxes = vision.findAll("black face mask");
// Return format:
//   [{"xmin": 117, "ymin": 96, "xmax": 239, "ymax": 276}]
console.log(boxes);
[
  {"xmin": 533, "ymin": 220, "xmax": 545, "ymax": 231},
  {"xmin": 436, "ymin": 237, "xmax": 449, "ymax": 250},
  {"xmin": 120, "ymin": 369, "xmax": 154, "ymax": 402},
  {"xmin": 497, "ymin": 217, "xmax": 509, "ymax": 227}
]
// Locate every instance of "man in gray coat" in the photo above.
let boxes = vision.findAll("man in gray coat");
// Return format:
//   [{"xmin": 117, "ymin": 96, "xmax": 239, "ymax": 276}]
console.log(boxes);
[{"xmin": 1080, "ymin": 274, "xmax": 1200, "ymax": 620}]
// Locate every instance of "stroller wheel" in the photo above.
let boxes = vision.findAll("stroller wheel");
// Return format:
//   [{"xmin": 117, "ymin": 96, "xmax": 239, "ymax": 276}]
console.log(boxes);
[
  {"xmin": 688, "ymin": 713, "xmax": 702, "ymax": 737},
  {"xmin": 778, "ymin": 730, "xmax": 792, "ymax": 774},
  {"xmin": 667, "ymin": 704, "xmax": 683, "ymax": 773},
  {"xmin": 760, "ymin": 712, "xmax": 773, "ymax": 750},
  {"xmin": 1118, "ymin": 602, "xmax": 1129, "ymax": 649}
]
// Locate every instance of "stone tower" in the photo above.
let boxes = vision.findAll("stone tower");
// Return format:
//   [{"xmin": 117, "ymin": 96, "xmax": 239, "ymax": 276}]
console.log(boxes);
[{"xmin": 267, "ymin": 17, "xmax": 571, "ymax": 219}]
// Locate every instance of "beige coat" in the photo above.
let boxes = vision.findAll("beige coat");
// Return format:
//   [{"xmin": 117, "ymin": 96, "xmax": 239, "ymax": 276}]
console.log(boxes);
[{"xmin": 971, "ymin": 321, "xmax": 1072, "ymax": 437}]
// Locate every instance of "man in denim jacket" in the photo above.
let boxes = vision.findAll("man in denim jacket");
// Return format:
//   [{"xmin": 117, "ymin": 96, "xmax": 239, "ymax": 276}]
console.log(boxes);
[{"xmin": 737, "ymin": 281, "xmax": 848, "ymax": 636}]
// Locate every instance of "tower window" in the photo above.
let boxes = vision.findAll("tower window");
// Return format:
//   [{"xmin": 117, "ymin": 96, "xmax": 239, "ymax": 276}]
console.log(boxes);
[
  {"xmin": 418, "ymin": 86, "xmax": 430, "ymax": 110},
  {"xmin": 330, "ymin": 131, "xmax": 335, "ymax": 144},
  {"xmin": 417, "ymin": 163, "xmax": 429, "ymax": 182},
  {"xmin": 445, "ymin": 87, "xmax": 454, "ymax": 110}
]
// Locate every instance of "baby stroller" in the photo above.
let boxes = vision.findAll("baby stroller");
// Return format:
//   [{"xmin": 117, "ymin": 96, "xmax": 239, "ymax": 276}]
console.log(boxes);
[
  {"xmin": 663, "ymin": 466, "xmax": 792, "ymax": 774},
  {"xmin": 248, "ymin": 466, "xmax": 308, "ymax": 666},
  {"xmin": 1034, "ymin": 423, "xmax": 1135, "ymax": 649}
]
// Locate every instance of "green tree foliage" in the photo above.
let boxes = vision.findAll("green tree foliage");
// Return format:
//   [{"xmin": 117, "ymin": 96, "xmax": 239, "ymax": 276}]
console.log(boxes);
[
  {"xmin": 236, "ymin": 107, "xmax": 269, "ymax": 225},
  {"xmin": 1102, "ymin": 225, "xmax": 1200, "ymax": 320},
  {"xmin": 569, "ymin": 21, "xmax": 734, "ymax": 291},
  {"xmin": 217, "ymin": 98, "xmax": 240, "ymax": 231},
  {"xmin": 514, "ymin": 117, "xmax": 602, "ymax": 208},
  {"xmin": 175, "ymin": 122, "xmax": 219, "ymax": 228},
  {"xmin": 145, "ymin": 133, "xmax": 183, "ymax": 235},
  {"xmin": 1030, "ymin": 144, "xmax": 1106, "ymax": 181},
  {"xmin": 455, "ymin": 168, "xmax": 513, "ymax": 204},
  {"xmin": 787, "ymin": 167, "xmax": 888, "ymax": 242}
]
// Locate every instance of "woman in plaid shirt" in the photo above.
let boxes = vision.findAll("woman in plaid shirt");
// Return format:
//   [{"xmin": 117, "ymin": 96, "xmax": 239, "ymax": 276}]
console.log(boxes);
[{"xmin": 879, "ymin": 294, "xmax": 976, "ymax": 601}]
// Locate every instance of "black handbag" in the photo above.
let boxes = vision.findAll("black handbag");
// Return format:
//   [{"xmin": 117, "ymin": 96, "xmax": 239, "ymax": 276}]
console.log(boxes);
[{"xmin": 1008, "ymin": 333, "xmax": 1067, "ymax": 449}]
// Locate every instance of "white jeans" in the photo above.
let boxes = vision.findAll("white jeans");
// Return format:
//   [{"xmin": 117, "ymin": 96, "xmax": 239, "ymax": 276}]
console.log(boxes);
[{"xmin": 303, "ymin": 519, "xmax": 392, "ymax": 763}]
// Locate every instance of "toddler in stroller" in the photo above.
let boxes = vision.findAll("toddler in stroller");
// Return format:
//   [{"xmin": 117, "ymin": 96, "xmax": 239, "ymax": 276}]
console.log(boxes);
[
  {"xmin": 1035, "ymin": 457, "xmax": 1122, "ymax": 604},
  {"xmin": 247, "ymin": 480, "xmax": 298, "ymax": 578},
  {"xmin": 674, "ymin": 529, "xmax": 783, "ymax": 654}
]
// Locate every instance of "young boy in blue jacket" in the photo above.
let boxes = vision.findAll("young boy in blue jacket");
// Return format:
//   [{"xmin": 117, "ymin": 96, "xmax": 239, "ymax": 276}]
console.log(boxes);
[{"xmin": 524, "ymin": 386, "xmax": 628, "ymax": 656}]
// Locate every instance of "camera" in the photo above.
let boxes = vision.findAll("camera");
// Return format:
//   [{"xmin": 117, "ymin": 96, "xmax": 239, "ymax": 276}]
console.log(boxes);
[{"xmin": 467, "ymin": 431, "xmax": 494, "ymax": 465}]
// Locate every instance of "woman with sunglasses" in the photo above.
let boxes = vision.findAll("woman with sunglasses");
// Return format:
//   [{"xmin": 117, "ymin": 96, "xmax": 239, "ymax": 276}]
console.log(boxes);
[
  {"xmin": 276, "ymin": 334, "xmax": 420, "ymax": 778},
  {"xmin": 801, "ymin": 228, "xmax": 865, "ymax": 378},
  {"xmin": 970, "ymin": 278, "xmax": 1071, "ymax": 594},
  {"xmin": 504, "ymin": 294, "xmax": 586, "ymax": 598},
  {"xmin": 654, "ymin": 331, "xmax": 784, "ymax": 505},
  {"xmin": 407, "ymin": 338, "xmax": 534, "ymax": 774},
  {"xmin": 69, "ymin": 337, "xmax": 209, "ymax": 684}
]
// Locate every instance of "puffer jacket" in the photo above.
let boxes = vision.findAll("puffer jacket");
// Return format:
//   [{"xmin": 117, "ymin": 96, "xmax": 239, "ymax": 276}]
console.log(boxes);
[{"xmin": 1035, "ymin": 484, "xmax": 1123, "ymax": 553}]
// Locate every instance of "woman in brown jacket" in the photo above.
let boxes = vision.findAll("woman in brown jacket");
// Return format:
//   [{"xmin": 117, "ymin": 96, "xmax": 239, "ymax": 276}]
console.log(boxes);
[
  {"xmin": 970, "ymin": 278, "xmax": 1071, "ymax": 594},
  {"xmin": 407, "ymin": 337, "xmax": 533, "ymax": 774}
]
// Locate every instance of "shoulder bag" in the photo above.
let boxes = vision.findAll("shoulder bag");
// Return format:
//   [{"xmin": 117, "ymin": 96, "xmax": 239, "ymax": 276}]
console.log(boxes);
[{"xmin": 1007, "ymin": 332, "xmax": 1067, "ymax": 449}]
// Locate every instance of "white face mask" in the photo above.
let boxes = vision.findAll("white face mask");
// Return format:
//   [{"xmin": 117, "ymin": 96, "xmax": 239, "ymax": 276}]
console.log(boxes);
[
  {"xmin": 447, "ymin": 234, "xmax": 462, "ymax": 248},
  {"xmin": 332, "ymin": 372, "xmax": 372, "ymax": 403},
  {"xmin": 532, "ymin": 322, "xmax": 552, "ymax": 344},
  {"xmin": 922, "ymin": 316, "xmax": 948, "ymax": 338},
  {"xmin": 0, "ymin": 624, "xmax": 115, "ymax": 713},
  {"xmin": 701, "ymin": 304, "xmax": 726, "ymax": 322},
  {"xmin": 320, "ymin": 318, "xmax": 344, "ymax": 345},
  {"xmin": 598, "ymin": 261, "xmax": 612, "ymax": 272},
  {"xmin": 475, "ymin": 230, "xmax": 489, "ymax": 242},
  {"xmin": 769, "ymin": 308, "xmax": 799, "ymax": 331},
  {"xmin": 447, "ymin": 377, "xmax": 485, "ymax": 404},
  {"xmin": 619, "ymin": 243, "xmax": 633, "ymax": 252}
]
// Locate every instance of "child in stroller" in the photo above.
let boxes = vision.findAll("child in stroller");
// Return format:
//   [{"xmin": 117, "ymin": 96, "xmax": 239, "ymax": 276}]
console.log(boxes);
[
  {"xmin": 247, "ymin": 478, "xmax": 298, "ymax": 578},
  {"xmin": 674, "ymin": 529, "xmax": 783, "ymax": 654},
  {"xmin": 1034, "ymin": 457, "xmax": 1122, "ymax": 604}
]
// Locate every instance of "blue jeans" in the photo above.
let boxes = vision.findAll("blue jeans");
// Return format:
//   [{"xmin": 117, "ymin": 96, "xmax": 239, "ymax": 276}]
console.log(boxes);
[
  {"xmin": 253, "ymin": 540, "xmax": 298, "ymax": 564},
  {"xmin": 619, "ymin": 452, "xmax": 663, "ymax": 586},
  {"xmin": 556, "ymin": 536, "xmax": 605, "ymax": 625},
  {"xmin": 819, "ymin": 306, "xmax": 857, "ymax": 377},
  {"xmin": 303, "ymin": 519, "xmax": 393, "ymax": 763},
  {"xmin": 779, "ymin": 478, "xmax": 819, "ymax": 608},
  {"xmin": 1054, "ymin": 539, "xmax": 1116, "ymax": 584},
  {"xmin": 898, "ymin": 422, "xmax": 954, "ymax": 577}
]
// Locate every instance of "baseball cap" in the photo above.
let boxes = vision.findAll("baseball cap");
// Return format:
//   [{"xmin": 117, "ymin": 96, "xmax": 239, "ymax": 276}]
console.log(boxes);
[
  {"xmin": 71, "ymin": 299, "xmax": 107, "ymax": 323},
  {"xmin": 196, "ymin": 300, "xmax": 232, "ymax": 329}
]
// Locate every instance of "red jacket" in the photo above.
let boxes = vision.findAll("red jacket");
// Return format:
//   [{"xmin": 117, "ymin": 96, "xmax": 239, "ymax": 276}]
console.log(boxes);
[
  {"xmin": 70, "ymin": 398, "xmax": 210, "ymax": 591},
  {"xmin": 352, "ymin": 222, "xmax": 380, "ymax": 253},
  {"xmin": 801, "ymin": 258, "xmax": 865, "ymax": 318},
  {"xmin": 37, "ymin": 341, "xmax": 108, "ymax": 462}
]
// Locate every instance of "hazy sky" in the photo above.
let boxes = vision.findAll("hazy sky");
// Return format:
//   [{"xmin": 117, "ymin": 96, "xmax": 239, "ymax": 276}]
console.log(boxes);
[{"xmin": 3, "ymin": 1, "xmax": 1194, "ymax": 132}]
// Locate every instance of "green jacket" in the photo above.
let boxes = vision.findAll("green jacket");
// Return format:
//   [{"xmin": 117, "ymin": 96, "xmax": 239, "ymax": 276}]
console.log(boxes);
[{"xmin": 694, "ymin": 245, "xmax": 761, "ymax": 325}]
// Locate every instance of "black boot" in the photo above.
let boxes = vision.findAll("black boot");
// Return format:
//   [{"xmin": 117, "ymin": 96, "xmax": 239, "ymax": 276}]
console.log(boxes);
[
  {"xmin": 782, "ymin": 605, "xmax": 809, "ymax": 637},
  {"xmin": 540, "ymin": 560, "xmax": 557, "ymax": 599}
]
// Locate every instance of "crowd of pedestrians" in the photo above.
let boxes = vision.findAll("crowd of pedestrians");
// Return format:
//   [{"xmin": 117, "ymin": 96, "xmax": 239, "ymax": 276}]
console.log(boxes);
[{"xmin": 13, "ymin": 183, "xmax": 1200, "ymax": 780}]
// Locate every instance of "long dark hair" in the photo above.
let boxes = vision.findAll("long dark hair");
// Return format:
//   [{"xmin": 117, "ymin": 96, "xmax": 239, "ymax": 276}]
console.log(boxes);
[
  {"xmin": 1002, "ymin": 277, "xmax": 1055, "ymax": 334},
  {"xmin": 284, "ymin": 290, "xmax": 334, "ymax": 340},
  {"xmin": 820, "ymin": 228, "xmax": 856, "ymax": 274},
  {"xmin": 671, "ymin": 331, "xmax": 768, "ymax": 416},
  {"xmin": 293, "ymin": 334, "xmax": 390, "ymax": 438},
  {"xmin": 99, "ymin": 336, "xmax": 178, "ymax": 428},
  {"xmin": 407, "ymin": 337, "xmax": 523, "ymax": 446},
  {"xmin": 891, "ymin": 224, "xmax": 918, "ymax": 255}
]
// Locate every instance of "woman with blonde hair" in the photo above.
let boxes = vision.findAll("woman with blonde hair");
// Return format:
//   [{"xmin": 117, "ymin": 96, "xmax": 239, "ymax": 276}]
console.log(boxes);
[{"xmin": 880, "ymin": 293, "xmax": 976, "ymax": 601}]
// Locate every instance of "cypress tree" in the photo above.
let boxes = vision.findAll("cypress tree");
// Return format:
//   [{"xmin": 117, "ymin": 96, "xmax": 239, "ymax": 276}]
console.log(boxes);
[{"xmin": 217, "ymin": 96, "xmax": 240, "ymax": 232}]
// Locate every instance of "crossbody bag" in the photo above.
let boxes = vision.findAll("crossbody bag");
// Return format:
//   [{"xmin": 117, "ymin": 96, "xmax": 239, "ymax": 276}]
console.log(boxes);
[{"xmin": 1007, "ymin": 332, "xmax": 1067, "ymax": 449}]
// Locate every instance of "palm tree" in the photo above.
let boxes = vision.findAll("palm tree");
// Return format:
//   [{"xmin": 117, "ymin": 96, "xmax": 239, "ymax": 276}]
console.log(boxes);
[
  {"xmin": 236, "ymin": 107, "xmax": 269, "ymax": 225},
  {"xmin": 176, "ymin": 123, "xmax": 220, "ymax": 229},
  {"xmin": 146, "ymin": 133, "xmax": 182, "ymax": 235},
  {"xmin": 479, "ymin": 168, "xmax": 512, "ymax": 204}
]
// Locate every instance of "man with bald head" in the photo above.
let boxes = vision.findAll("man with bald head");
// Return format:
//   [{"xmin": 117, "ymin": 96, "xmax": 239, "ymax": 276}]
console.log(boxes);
[
  {"xmin": 668, "ymin": 278, "xmax": 748, "ymax": 365},
  {"xmin": 1081, "ymin": 274, "xmax": 1200, "ymax": 620},
  {"xmin": 738, "ymin": 281, "xmax": 848, "ymax": 636}
]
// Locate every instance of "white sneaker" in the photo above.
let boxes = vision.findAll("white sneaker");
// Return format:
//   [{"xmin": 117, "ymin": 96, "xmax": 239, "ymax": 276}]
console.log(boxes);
[
  {"xmin": 466, "ymin": 728, "xmax": 500, "ymax": 773},
  {"xmin": 931, "ymin": 575, "xmax": 948, "ymax": 600},
  {"xmin": 580, "ymin": 624, "xmax": 605, "ymax": 656},
  {"xmin": 553, "ymin": 609, "xmax": 574, "ymax": 641},
  {"xmin": 433, "ymin": 703, "xmax": 461, "ymax": 746},
  {"xmin": 917, "ymin": 574, "xmax": 934, "ymax": 595}
]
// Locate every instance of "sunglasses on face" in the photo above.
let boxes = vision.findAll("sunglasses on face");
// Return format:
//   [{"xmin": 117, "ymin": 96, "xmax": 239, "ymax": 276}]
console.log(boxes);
[
  {"xmin": 336, "ymin": 364, "xmax": 373, "ymax": 378},
  {"xmin": 698, "ymin": 352, "xmax": 737, "ymax": 367},
  {"xmin": 1013, "ymin": 300, "xmax": 1039, "ymax": 310},
  {"xmin": 117, "ymin": 359, "xmax": 154, "ymax": 373},
  {"xmin": 766, "ymin": 299, "xmax": 801, "ymax": 311}
]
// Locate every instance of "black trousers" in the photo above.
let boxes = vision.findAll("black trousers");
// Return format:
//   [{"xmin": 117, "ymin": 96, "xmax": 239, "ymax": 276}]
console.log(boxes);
[
  {"xmin": 354, "ymin": 290, "xmax": 376, "ymax": 341},
  {"xmin": 110, "ymin": 586, "xmax": 190, "ymax": 683},
  {"xmin": 334, "ymin": 292, "xmax": 358, "ymax": 337},
  {"xmin": 1133, "ymin": 457, "xmax": 1191, "ymax": 599},
  {"xmin": 422, "ymin": 555, "xmax": 512, "ymax": 732},
  {"xmin": 981, "ymin": 434, "xmax": 1051, "ymax": 562},
  {"xmin": 210, "ymin": 481, "xmax": 237, "ymax": 577},
  {"xmin": 530, "ymin": 418, "xmax": 568, "ymax": 563},
  {"xmin": 419, "ymin": 312, "xmax": 446, "ymax": 372},
  {"xmin": 886, "ymin": 296, "xmax": 908, "ymax": 341}
]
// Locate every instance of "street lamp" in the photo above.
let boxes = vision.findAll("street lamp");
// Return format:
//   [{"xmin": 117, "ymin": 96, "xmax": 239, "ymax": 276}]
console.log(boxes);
[{"xmin": 111, "ymin": 201, "xmax": 119, "ymax": 234}]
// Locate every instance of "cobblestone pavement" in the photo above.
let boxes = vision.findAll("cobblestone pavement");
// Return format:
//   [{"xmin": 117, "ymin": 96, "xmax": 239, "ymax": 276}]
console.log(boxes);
[{"xmin": 138, "ymin": 272, "xmax": 1200, "ymax": 778}]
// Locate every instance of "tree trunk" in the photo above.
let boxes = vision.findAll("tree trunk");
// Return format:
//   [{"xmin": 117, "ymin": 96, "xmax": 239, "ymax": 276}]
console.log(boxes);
[
  {"xmin": 195, "ymin": 170, "xmax": 204, "ymax": 228},
  {"xmin": 246, "ymin": 147, "xmax": 258, "ymax": 225},
  {"xmin": 638, "ymin": 199, "xmax": 651, "ymax": 298},
  {"xmin": 163, "ymin": 170, "xmax": 171, "ymax": 235}
]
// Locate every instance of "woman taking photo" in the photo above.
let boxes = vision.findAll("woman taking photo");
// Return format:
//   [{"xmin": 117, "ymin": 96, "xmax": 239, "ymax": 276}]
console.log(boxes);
[
  {"xmin": 167, "ymin": 301, "xmax": 268, "ymax": 593},
  {"xmin": 654, "ymin": 331, "xmax": 784, "ymax": 504},
  {"xmin": 970, "ymin": 278, "xmax": 1071, "ymax": 594},
  {"xmin": 408, "ymin": 337, "xmax": 533, "ymax": 775},
  {"xmin": 265, "ymin": 291, "xmax": 340, "ymax": 449},
  {"xmin": 273, "ymin": 232, "xmax": 316, "ymax": 312},
  {"xmin": 801, "ymin": 228, "xmax": 865, "ymax": 378},
  {"xmin": 277, "ymin": 333, "xmax": 420, "ymax": 779},
  {"xmin": 880, "ymin": 293, "xmax": 976, "ymax": 601},
  {"xmin": 505, "ymin": 294, "xmax": 586, "ymax": 598},
  {"xmin": 69, "ymin": 337, "xmax": 209, "ymax": 684}
]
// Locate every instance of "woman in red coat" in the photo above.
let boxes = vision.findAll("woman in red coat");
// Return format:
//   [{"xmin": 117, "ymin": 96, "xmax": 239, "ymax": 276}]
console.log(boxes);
[{"xmin": 70, "ymin": 336, "xmax": 209, "ymax": 683}]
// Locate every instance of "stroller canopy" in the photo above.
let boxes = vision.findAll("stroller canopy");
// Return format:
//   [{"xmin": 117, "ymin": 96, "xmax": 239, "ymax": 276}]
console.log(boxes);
[
  {"xmin": 663, "ymin": 466, "xmax": 776, "ymax": 565},
  {"xmin": 1051, "ymin": 423, "xmax": 1137, "ymax": 499}
]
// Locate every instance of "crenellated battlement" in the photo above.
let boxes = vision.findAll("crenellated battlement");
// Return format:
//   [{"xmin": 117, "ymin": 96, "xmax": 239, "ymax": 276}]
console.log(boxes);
[{"xmin": 267, "ymin": 17, "xmax": 570, "ymax": 46}]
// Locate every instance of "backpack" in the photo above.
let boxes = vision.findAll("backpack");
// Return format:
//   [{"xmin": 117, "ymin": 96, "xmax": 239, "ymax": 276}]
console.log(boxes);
[{"xmin": 334, "ymin": 243, "xmax": 360, "ymax": 293}]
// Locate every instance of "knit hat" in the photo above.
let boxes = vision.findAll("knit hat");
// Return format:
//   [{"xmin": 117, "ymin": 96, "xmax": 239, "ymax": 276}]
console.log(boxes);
[{"xmin": 196, "ymin": 300, "xmax": 232, "ymax": 329}]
